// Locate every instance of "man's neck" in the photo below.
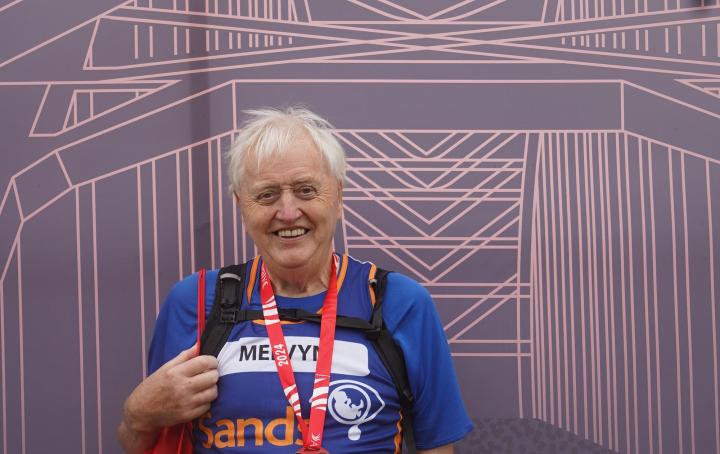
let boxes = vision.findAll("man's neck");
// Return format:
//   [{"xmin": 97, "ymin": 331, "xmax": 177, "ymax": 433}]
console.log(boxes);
[{"xmin": 265, "ymin": 255, "xmax": 333, "ymax": 298}]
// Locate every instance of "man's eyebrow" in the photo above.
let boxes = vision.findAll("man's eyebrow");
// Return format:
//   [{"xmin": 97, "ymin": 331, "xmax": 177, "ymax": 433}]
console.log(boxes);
[
  {"xmin": 249, "ymin": 178, "xmax": 319, "ymax": 192},
  {"xmin": 248, "ymin": 182, "xmax": 279, "ymax": 193}
]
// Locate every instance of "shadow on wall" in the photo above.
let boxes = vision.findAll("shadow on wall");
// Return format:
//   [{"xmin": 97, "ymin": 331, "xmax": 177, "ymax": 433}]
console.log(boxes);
[{"xmin": 456, "ymin": 419, "xmax": 617, "ymax": 454}]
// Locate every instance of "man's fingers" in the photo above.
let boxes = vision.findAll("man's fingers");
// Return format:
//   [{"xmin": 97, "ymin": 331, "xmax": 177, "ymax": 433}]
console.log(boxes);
[
  {"xmin": 191, "ymin": 385, "xmax": 219, "ymax": 406},
  {"xmin": 187, "ymin": 368, "xmax": 220, "ymax": 393},
  {"xmin": 175, "ymin": 354, "xmax": 218, "ymax": 377}
]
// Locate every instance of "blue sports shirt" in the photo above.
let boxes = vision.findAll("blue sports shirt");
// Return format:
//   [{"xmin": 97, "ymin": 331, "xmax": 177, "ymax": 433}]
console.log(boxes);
[{"xmin": 149, "ymin": 255, "xmax": 473, "ymax": 452}]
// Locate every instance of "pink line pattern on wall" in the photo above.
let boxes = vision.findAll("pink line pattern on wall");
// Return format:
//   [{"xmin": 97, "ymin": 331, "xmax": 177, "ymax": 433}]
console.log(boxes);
[
  {"xmin": 338, "ymin": 130, "xmax": 530, "ymax": 368},
  {"xmin": 2, "ymin": 1, "xmax": 720, "ymax": 453},
  {"xmin": 532, "ymin": 131, "xmax": 720, "ymax": 454}
]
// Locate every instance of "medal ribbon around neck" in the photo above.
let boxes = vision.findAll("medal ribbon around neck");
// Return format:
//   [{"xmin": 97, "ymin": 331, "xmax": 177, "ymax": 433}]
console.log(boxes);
[{"xmin": 258, "ymin": 255, "xmax": 339, "ymax": 452}]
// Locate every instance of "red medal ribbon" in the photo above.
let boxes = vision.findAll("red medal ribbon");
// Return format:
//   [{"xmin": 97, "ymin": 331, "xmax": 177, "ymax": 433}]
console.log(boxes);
[{"xmin": 259, "ymin": 255, "xmax": 339, "ymax": 452}]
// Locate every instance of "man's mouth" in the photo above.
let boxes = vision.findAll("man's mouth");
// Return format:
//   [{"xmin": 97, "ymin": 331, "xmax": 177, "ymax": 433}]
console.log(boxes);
[{"xmin": 275, "ymin": 228, "xmax": 308, "ymax": 238}]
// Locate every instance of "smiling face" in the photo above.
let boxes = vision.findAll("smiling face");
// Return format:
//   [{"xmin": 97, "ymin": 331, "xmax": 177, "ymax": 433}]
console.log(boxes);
[{"xmin": 236, "ymin": 129, "xmax": 343, "ymax": 283}]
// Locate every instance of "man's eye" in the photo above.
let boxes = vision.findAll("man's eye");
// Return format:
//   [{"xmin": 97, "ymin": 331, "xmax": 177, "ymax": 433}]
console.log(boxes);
[
  {"xmin": 296, "ymin": 186, "xmax": 317, "ymax": 198},
  {"xmin": 256, "ymin": 191, "xmax": 278, "ymax": 203}
]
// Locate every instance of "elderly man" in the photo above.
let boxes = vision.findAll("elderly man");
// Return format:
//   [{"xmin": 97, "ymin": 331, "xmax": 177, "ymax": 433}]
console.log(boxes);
[{"xmin": 118, "ymin": 107, "xmax": 473, "ymax": 453}]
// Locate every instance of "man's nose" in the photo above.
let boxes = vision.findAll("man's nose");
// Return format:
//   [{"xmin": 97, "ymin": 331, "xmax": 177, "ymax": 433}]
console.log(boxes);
[{"xmin": 274, "ymin": 190, "xmax": 302, "ymax": 223}]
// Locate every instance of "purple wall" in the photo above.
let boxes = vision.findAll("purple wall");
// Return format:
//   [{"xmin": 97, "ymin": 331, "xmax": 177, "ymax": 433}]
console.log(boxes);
[{"xmin": 1, "ymin": 1, "xmax": 720, "ymax": 453}]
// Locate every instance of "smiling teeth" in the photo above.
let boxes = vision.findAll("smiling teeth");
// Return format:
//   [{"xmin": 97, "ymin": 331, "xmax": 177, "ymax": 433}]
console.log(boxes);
[{"xmin": 278, "ymin": 228, "xmax": 307, "ymax": 238}]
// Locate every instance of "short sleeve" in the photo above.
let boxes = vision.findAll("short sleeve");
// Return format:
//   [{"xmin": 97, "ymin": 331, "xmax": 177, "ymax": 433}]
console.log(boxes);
[
  {"xmin": 381, "ymin": 273, "xmax": 474, "ymax": 450},
  {"xmin": 147, "ymin": 270, "xmax": 218, "ymax": 374}
]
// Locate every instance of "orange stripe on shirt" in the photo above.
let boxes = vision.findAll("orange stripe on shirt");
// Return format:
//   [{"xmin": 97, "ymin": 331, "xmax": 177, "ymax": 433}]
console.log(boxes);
[
  {"xmin": 393, "ymin": 410, "xmax": 403, "ymax": 454},
  {"xmin": 245, "ymin": 256, "xmax": 260, "ymax": 302}
]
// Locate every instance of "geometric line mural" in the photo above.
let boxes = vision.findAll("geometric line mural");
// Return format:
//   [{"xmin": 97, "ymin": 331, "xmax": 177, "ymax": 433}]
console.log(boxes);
[
  {"xmin": 533, "ymin": 131, "xmax": 720, "ymax": 454},
  {"xmin": 2, "ymin": 1, "xmax": 720, "ymax": 453}
]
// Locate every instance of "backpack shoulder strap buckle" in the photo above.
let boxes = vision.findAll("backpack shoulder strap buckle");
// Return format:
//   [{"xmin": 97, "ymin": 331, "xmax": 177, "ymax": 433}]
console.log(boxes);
[{"xmin": 220, "ymin": 307, "xmax": 240, "ymax": 323}]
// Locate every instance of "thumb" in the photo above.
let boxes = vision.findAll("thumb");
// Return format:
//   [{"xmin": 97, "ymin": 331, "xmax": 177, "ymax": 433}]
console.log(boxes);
[{"xmin": 160, "ymin": 342, "xmax": 198, "ymax": 370}]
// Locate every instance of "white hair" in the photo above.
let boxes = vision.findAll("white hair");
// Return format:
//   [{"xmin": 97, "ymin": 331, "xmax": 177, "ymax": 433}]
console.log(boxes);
[{"xmin": 226, "ymin": 106, "xmax": 346, "ymax": 194}]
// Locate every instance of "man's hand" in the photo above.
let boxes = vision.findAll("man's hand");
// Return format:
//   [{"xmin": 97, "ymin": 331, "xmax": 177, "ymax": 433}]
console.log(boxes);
[{"xmin": 117, "ymin": 344, "xmax": 219, "ymax": 453}]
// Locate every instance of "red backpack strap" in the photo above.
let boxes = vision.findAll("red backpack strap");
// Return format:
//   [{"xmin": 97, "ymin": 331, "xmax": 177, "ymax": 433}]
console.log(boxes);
[{"xmin": 196, "ymin": 269, "xmax": 206, "ymax": 354}]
